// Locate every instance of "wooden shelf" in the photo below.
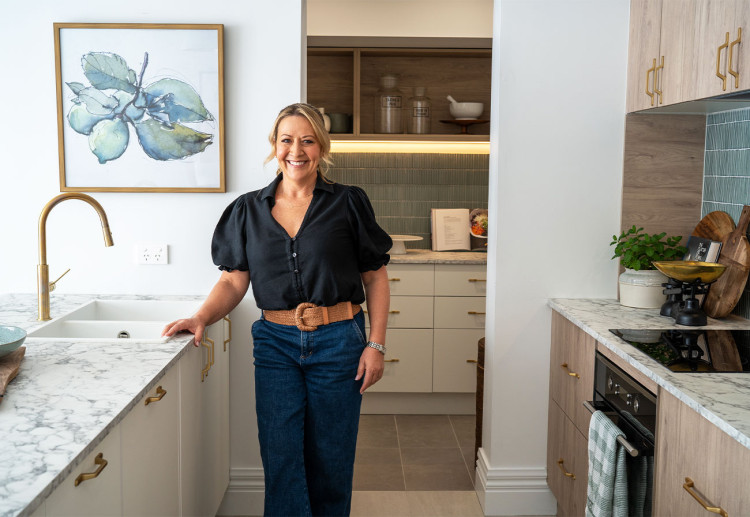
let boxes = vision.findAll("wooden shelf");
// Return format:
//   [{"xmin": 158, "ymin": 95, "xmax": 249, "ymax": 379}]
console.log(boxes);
[{"xmin": 308, "ymin": 45, "xmax": 492, "ymax": 143}]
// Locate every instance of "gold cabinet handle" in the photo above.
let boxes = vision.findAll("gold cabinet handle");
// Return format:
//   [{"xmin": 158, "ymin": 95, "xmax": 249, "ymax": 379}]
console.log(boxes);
[
  {"xmin": 468, "ymin": 311, "xmax": 486, "ymax": 315},
  {"xmin": 557, "ymin": 459, "xmax": 575, "ymax": 480},
  {"xmin": 561, "ymin": 362, "xmax": 580, "ymax": 379},
  {"xmin": 363, "ymin": 309, "xmax": 400, "ymax": 314},
  {"xmin": 646, "ymin": 57, "xmax": 656, "ymax": 106},
  {"xmin": 729, "ymin": 27, "xmax": 742, "ymax": 89},
  {"xmin": 717, "ymin": 32, "xmax": 730, "ymax": 91},
  {"xmin": 683, "ymin": 478, "xmax": 728, "ymax": 517},
  {"xmin": 75, "ymin": 453, "xmax": 108, "ymax": 487},
  {"xmin": 654, "ymin": 55, "xmax": 664, "ymax": 104},
  {"xmin": 468, "ymin": 278, "xmax": 486, "ymax": 282},
  {"xmin": 385, "ymin": 358, "xmax": 400, "ymax": 363},
  {"xmin": 466, "ymin": 359, "xmax": 478, "ymax": 364},
  {"xmin": 201, "ymin": 336, "xmax": 214, "ymax": 381},
  {"xmin": 144, "ymin": 385, "xmax": 166, "ymax": 406},
  {"xmin": 223, "ymin": 316, "xmax": 231, "ymax": 352},
  {"xmin": 388, "ymin": 278, "xmax": 400, "ymax": 282}
]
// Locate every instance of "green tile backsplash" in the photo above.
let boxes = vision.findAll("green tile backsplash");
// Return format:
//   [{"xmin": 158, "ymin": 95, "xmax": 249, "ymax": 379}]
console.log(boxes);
[
  {"xmin": 326, "ymin": 153, "xmax": 489, "ymax": 249},
  {"xmin": 704, "ymin": 107, "xmax": 750, "ymax": 318}
]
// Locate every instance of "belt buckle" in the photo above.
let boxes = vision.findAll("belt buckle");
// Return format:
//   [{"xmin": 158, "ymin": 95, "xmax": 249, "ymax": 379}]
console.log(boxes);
[{"xmin": 294, "ymin": 302, "xmax": 319, "ymax": 331}]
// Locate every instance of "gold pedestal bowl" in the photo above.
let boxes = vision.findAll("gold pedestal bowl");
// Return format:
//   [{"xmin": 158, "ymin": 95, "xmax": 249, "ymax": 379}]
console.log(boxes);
[{"xmin": 651, "ymin": 261, "xmax": 727, "ymax": 284}]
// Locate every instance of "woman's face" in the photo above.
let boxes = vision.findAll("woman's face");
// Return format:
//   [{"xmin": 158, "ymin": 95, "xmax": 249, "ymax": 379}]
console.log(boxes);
[{"xmin": 275, "ymin": 115, "xmax": 321, "ymax": 184}]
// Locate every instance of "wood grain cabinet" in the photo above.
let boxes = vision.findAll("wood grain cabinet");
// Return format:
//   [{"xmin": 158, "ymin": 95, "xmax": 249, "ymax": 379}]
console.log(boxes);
[
  {"xmin": 546, "ymin": 312, "xmax": 596, "ymax": 516},
  {"xmin": 366, "ymin": 263, "xmax": 485, "ymax": 393},
  {"xmin": 653, "ymin": 390, "xmax": 750, "ymax": 517},
  {"xmin": 307, "ymin": 46, "xmax": 491, "ymax": 141}
]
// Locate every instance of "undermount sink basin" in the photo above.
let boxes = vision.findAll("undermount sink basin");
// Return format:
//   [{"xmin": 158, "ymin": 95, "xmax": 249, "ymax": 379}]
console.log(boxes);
[{"xmin": 28, "ymin": 299, "xmax": 202, "ymax": 343}]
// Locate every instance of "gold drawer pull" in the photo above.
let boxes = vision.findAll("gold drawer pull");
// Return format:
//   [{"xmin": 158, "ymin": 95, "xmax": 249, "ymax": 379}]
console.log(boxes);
[
  {"xmin": 717, "ymin": 32, "xmax": 730, "ymax": 91},
  {"xmin": 468, "ymin": 311, "xmax": 486, "ymax": 315},
  {"xmin": 561, "ymin": 363, "xmax": 580, "ymax": 379},
  {"xmin": 363, "ymin": 310, "xmax": 400, "ymax": 314},
  {"xmin": 201, "ymin": 336, "xmax": 214, "ymax": 381},
  {"xmin": 75, "ymin": 453, "xmax": 108, "ymax": 486},
  {"xmin": 466, "ymin": 359, "xmax": 478, "ymax": 364},
  {"xmin": 646, "ymin": 57, "xmax": 656, "ymax": 105},
  {"xmin": 468, "ymin": 278, "xmax": 486, "ymax": 282},
  {"xmin": 144, "ymin": 385, "xmax": 166, "ymax": 406},
  {"xmin": 729, "ymin": 27, "xmax": 742, "ymax": 88},
  {"xmin": 557, "ymin": 459, "xmax": 575, "ymax": 480},
  {"xmin": 385, "ymin": 358, "xmax": 400, "ymax": 363},
  {"xmin": 223, "ymin": 316, "xmax": 231, "ymax": 352},
  {"xmin": 683, "ymin": 478, "xmax": 728, "ymax": 517},
  {"xmin": 654, "ymin": 55, "xmax": 664, "ymax": 104},
  {"xmin": 388, "ymin": 278, "xmax": 401, "ymax": 282}
]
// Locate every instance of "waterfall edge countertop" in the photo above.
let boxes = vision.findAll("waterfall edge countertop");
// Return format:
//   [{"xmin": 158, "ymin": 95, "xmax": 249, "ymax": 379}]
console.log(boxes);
[
  {"xmin": 0, "ymin": 293, "xmax": 203, "ymax": 517},
  {"xmin": 549, "ymin": 298, "xmax": 750, "ymax": 452}
]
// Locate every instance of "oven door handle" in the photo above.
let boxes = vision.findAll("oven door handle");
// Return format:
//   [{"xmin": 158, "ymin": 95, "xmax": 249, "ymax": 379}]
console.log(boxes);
[{"xmin": 583, "ymin": 400, "xmax": 641, "ymax": 457}]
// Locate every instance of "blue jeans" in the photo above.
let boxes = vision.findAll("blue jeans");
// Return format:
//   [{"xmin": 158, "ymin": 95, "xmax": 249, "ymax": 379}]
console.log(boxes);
[{"xmin": 252, "ymin": 311, "xmax": 366, "ymax": 517}]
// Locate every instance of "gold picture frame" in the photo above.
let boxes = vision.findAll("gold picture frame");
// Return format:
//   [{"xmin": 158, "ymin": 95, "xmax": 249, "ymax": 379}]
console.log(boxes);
[{"xmin": 54, "ymin": 23, "xmax": 225, "ymax": 192}]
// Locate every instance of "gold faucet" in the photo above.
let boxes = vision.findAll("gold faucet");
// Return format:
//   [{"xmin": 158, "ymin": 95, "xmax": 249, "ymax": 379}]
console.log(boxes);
[{"xmin": 38, "ymin": 193, "xmax": 114, "ymax": 321}]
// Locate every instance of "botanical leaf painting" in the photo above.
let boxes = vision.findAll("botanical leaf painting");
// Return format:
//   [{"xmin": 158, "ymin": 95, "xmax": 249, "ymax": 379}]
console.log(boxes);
[{"xmin": 66, "ymin": 51, "xmax": 214, "ymax": 164}]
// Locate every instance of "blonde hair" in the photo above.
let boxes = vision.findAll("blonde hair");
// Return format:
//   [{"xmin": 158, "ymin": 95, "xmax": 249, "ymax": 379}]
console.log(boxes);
[{"xmin": 265, "ymin": 103, "xmax": 333, "ymax": 178}]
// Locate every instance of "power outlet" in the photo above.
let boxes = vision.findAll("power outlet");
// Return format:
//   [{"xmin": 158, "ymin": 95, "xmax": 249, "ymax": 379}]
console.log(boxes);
[{"xmin": 136, "ymin": 244, "xmax": 169, "ymax": 265}]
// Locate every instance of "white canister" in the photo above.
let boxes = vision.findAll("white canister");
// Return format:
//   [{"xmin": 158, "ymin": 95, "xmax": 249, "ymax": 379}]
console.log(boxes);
[{"xmin": 618, "ymin": 269, "xmax": 668, "ymax": 309}]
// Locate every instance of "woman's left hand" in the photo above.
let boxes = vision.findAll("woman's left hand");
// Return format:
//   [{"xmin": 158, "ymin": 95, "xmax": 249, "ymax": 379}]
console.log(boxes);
[{"xmin": 356, "ymin": 347, "xmax": 385, "ymax": 394}]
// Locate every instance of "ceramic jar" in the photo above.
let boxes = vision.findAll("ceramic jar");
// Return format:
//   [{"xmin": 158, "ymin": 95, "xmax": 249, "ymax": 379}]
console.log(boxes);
[{"xmin": 618, "ymin": 269, "xmax": 668, "ymax": 309}]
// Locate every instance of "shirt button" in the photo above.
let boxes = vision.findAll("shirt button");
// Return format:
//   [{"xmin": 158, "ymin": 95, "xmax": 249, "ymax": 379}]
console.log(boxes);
[
  {"xmin": 294, "ymin": 269, "xmax": 299, "ymax": 273},
  {"xmin": 292, "ymin": 252, "xmax": 297, "ymax": 257}
]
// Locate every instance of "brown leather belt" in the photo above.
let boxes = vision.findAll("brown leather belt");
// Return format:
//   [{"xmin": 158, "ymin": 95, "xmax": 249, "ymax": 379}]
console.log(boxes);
[{"xmin": 263, "ymin": 301, "xmax": 361, "ymax": 331}]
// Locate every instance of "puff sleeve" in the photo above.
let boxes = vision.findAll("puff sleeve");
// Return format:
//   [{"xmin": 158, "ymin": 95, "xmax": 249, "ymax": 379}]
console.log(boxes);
[
  {"xmin": 211, "ymin": 195, "xmax": 249, "ymax": 271},
  {"xmin": 346, "ymin": 186, "xmax": 392, "ymax": 272}
]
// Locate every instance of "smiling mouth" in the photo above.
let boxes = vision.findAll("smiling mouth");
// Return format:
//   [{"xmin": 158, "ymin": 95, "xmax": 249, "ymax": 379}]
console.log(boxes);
[{"xmin": 287, "ymin": 160, "xmax": 307, "ymax": 166}]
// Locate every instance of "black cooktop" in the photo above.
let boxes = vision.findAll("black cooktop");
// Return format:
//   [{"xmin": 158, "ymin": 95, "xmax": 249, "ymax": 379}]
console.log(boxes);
[{"xmin": 609, "ymin": 328, "xmax": 750, "ymax": 373}]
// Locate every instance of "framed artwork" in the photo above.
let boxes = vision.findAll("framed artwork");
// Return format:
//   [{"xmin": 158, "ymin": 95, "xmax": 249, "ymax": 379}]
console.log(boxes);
[{"xmin": 54, "ymin": 23, "xmax": 225, "ymax": 192}]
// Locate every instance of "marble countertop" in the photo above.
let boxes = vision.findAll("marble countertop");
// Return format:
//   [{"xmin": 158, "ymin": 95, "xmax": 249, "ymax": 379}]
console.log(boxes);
[
  {"xmin": 389, "ymin": 249, "xmax": 487, "ymax": 264},
  {"xmin": 549, "ymin": 298, "xmax": 750, "ymax": 451},
  {"xmin": 0, "ymin": 293, "xmax": 203, "ymax": 517}
]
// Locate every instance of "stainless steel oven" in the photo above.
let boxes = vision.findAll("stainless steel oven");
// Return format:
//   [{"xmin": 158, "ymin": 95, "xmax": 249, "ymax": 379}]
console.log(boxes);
[{"xmin": 586, "ymin": 353, "xmax": 657, "ymax": 515}]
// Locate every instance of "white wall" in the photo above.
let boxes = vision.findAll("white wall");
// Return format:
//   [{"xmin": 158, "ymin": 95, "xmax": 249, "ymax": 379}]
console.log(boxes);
[
  {"xmin": 0, "ymin": 2, "xmax": 305, "ymax": 515},
  {"xmin": 477, "ymin": 1, "xmax": 628, "ymax": 515},
  {"xmin": 307, "ymin": 0, "xmax": 493, "ymax": 38}
]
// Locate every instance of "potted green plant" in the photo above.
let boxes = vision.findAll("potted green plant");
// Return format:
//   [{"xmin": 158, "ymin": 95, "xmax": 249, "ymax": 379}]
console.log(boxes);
[{"xmin": 610, "ymin": 226, "xmax": 687, "ymax": 308}]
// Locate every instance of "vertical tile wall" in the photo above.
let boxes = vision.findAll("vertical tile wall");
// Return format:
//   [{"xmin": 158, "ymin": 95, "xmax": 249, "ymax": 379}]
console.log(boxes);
[
  {"xmin": 704, "ymin": 108, "xmax": 750, "ymax": 318},
  {"xmin": 326, "ymin": 153, "xmax": 489, "ymax": 249}
]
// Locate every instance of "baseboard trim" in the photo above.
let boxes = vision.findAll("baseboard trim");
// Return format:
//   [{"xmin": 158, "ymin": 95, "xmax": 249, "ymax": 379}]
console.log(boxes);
[
  {"xmin": 475, "ymin": 448, "xmax": 557, "ymax": 516},
  {"xmin": 216, "ymin": 467, "xmax": 264, "ymax": 517}
]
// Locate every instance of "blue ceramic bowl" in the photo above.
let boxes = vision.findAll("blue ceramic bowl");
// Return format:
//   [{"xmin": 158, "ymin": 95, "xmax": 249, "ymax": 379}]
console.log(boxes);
[{"xmin": 0, "ymin": 326, "xmax": 27, "ymax": 358}]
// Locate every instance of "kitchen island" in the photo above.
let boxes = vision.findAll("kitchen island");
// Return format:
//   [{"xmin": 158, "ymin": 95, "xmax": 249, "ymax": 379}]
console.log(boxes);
[{"xmin": 0, "ymin": 293, "xmax": 204, "ymax": 517}]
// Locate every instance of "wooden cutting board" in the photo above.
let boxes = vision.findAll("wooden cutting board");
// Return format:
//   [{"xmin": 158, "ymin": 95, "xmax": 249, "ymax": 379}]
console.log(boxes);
[
  {"xmin": 706, "ymin": 330, "xmax": 743, "ymax": 371},
  {"xmin": 692, "ymin": 211, "xmax": 735, "ymax": 242},
  {"xmin": 0, "ymin": 346, "xmax": 26, "ymax": 402},
  {"xmin": 703, "ymin": 205, "xmax": 750, "ymax": 318}
]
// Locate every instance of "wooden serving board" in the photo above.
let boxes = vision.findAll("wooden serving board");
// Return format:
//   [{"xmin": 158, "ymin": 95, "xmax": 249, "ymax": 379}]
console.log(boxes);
[
  {"xmin": 691, "ymin": 211, "xmax": 735, "ymax": 241},
  {"xmin": 703, "ymin": 205, "xmax": 750, "ymax": 318},
  {"xmin": 0, "ymin": 346, "xmax": 26, "ymax": 402}
]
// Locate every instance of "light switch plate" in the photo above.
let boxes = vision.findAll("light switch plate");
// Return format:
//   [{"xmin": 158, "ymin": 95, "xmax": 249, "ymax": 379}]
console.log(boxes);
[{"xmin": 136, "ymin": 244, "xmax": 169, "ymax": 265}]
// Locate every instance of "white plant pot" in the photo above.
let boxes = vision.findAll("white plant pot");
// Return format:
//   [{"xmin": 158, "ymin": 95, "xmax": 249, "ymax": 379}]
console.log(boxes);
[{"xmin": 618, "ymin": 269, "xmax": 668, "ymax": 309}]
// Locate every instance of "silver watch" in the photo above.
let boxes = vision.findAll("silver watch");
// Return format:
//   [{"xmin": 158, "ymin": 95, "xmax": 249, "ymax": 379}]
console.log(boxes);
[{"xmin": 366, "ymin": 341, "xmax": 386, "ymax": 354}]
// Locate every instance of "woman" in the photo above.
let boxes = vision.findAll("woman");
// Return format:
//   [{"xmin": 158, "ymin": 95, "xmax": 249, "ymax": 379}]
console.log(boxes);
[{"xmin": 163, "ymin": 103, "xmax": 392, "ymax": 517}]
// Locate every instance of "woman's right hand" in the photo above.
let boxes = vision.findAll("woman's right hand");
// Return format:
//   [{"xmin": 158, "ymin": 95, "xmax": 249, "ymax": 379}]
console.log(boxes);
[{"xmin": 162, "ymin": 317, "xmax": 207, "ymax": 347}]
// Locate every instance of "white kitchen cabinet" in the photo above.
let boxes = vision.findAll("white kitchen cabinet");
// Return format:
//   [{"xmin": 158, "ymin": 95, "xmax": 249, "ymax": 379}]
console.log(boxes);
[
  {"xmin": 180, "ymin": 319, "xmax": 230, "ymax": 517},
  {"xmin": 121, "ymin": 365, "xmax": 180, "ymax": 517},
  {"xmin": 367, "ymin": 262, "xmax": 485, "ymax": 394},
  {"xmin": 46, "ymin": 426, "xmax": 122, "ymax": 517}
]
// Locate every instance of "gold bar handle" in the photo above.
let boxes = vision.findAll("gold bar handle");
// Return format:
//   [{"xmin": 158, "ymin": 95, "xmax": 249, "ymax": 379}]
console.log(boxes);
[
  {"xmin": 144, "ymin": 385, "xmax": 166, "ymax": 406},
  {"xmin": 75, "ymin": 453, "xmax": 108, "ymax": 487},
  {"xmin": 557, "ymin": 459, "xmax": 575, "ymax": 480},
  {"xmin": 729, "ymin": 27, "xmax": 742, "ymax": 88},
  {"xmin": 201, "ymin": 336, "xmax": 214, "ymax": 381},
  {"xmin": 388, "ymin": 278, "xmax": 400, "ymax": 282},
  {"xmin": 468, "ymin": 311, "xmax": 486, "ymax": 315},
  {"xmin": 654, "ymin": 55, "xmax": 664, "ymax": 104},
  {"xmin": 717, "ymin": 32, "xmax": 729, "ymax": 91},
  {"xmin": 385, "ymin": 358, "xmax": 400, "ymax": 363},
  {"xmin": 223, "ymin": 316, "xmax": 231, "ymax": 352},
  {"xmin": 468, "ymin": 278, "xmax": 486, "ymax": 282},
  {"xmin": 561, "ymin": 362, "xmax": 580, "ymax": 379},
  {"xmin": 466, "ymin": 359, "xmax": 478, "ymax": 364},
  {"xmin": 362, "ymin": 310, "xmax": 401, "ymax": 314},
  {"xmin": 646, "ymin": 58, "xmax": 656, "ymax": 106},
  {"xmin": 683, "ymin": 478, "xmax": 728, "ymax": 517}
]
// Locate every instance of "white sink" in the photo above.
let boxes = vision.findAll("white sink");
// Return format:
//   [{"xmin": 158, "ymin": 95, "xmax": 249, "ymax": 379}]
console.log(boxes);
[{"xmin": 28, "ymin": 299, "xmax": 201, "ymax": 343}]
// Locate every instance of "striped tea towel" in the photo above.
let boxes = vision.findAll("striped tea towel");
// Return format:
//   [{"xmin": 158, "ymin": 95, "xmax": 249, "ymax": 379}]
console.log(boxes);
[{"xmin": 586, "ymin": 410, "xmax": 628, "ymax": 517}]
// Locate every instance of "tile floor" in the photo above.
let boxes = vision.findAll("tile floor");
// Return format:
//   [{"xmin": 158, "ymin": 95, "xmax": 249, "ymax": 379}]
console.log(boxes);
[{"xmin": 351, "ymin": 414, "xmax": 485, "ymax": 516}]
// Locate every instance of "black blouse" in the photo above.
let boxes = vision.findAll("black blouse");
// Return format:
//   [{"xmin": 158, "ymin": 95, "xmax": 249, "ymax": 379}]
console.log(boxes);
[{"xmin": 211, "ymin": 174, "xmax": 392, "ymax": 310}]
